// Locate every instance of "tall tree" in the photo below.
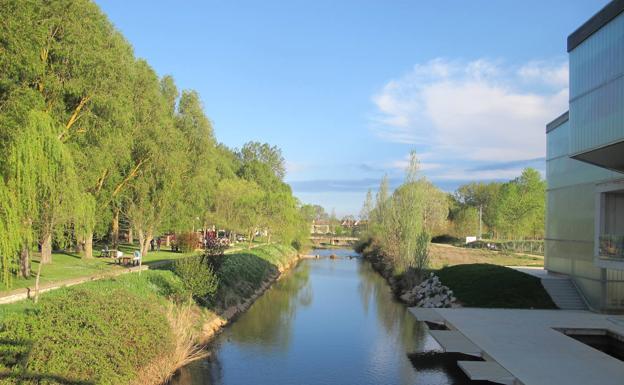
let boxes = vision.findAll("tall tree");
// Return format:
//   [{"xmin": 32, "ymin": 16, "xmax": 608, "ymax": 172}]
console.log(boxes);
[
  {"xmin": 238, "ymin": 142, "xmax": 286, "ymax": 180},
  {"xmin": 124, "ymin": 61, "xmax": 184, "ymax": 256}
]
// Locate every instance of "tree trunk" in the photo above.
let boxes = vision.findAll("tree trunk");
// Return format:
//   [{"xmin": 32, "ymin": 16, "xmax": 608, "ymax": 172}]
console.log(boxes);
[
  {"xmin": 41, "ymin": 232, "xmax": 52, "ymax": 264},
  {"xmin": 145, "ymin": 230, "xmax": 153, "ymax": 255},
  {"xmin": 19, "ymin": 245, "xmax": 30, "ymax": 278},
  {"xmin": 83, "ymin": 231, "xmax": 93, "ymax": 259},
  {"xmin": 128, "ymin": 227, "xmax": 133, "ymax": 244},
  {"xmin": 138, "ymin": 229, "xmax": 152, "ymax": 256},
  {"xmin": 248, "ymin": 229, "xmax": 254, "ymax": 249},
  {"xmin": 75, "ymin": 234, "xmax": 84, "ymax": 253},
  {"xmin": 138, "ymin": 229, "xmax": 146, "ymax": 256},
  {"xmin": 112, "ymin": 208, "xmax": 119, "ymax": 247}
]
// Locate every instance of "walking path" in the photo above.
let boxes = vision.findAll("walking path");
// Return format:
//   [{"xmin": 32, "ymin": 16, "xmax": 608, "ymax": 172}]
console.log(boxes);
[
  {"xmin": 0, "ymin": 264, "xmax": 149, "ymax": 305},
  {"xmin": 0, "ymin": 243, "xmax": 264, "ymax": 305}
]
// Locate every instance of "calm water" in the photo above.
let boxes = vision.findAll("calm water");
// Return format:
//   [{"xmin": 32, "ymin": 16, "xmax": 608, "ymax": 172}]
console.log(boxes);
[{"xmin": 171, "ymin": 249, "xmax": 482, "ymax": 385}]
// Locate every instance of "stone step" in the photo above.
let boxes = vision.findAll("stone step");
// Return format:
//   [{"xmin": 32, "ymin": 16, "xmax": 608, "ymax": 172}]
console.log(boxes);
[
  {"xmin": 540, "ymin": 278, "xmax": 588, "ymax": 310},
  {"xmin": 458, "ymin": 361, "xmax": 516, "ymax": 385},
  {"xmin": 429, "ymin": 330, "xmax": 482, "ymax": 357}
]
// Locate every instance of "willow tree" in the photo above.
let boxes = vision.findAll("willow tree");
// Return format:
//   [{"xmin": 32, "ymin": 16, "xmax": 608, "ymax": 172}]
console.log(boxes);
[
  {"xmin": 124, "ymin": 61, "xmax": 185, "ymax": 256},
  {"xmin": 0, "ymin": 180, "xmax": 21, "ymax": 285},
  {"xmin": 1, "ymin": 0, "xmax": 137, "ymax": 259},
  {"xmin": 0, "ymin": 88, "xmax": 79, "ymax": 269},
  {"xmin": 213, "ymin": 178, "xmax": 265, "ymax": 246},
  {"xmin": 167, "ymin": 88, "xmax": 219, "ymax": 231}
]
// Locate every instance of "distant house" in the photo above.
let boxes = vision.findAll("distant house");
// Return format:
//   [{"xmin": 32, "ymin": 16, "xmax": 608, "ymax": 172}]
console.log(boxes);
[
  {"xmin": 310, "ymin": 219, "xmax": 331, "ymax": 235},
  {"xmin": 546, "ymin": 0, "xmax": 624, "ymax": 312}
]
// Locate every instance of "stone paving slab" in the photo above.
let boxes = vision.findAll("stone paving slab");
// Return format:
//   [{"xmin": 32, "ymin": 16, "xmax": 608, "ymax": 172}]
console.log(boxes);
[
  {"xmin": 457, "ymin": 361, "xmax": 515, "ymax": 385},
  {"xmin": 408, "ymin": 307, "xmax": 444, "ymax": 323},
  {"xmin": 428, "ymin": 330, "xmax": 482, "ymax": 356},
  {"xmin": 412, "ymin": 307, "xmax": 624, "ymax": 385}
]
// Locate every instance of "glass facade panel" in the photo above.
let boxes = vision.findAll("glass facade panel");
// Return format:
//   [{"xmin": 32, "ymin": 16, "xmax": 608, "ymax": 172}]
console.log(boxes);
[
  {"xmin": 546, "ymin": 121, "xmax": 569, "ymax": 160},
  {"xmin": 547, "ymin": 156, "xmax": 617, "ymax": 190},
  {"xmin": 569, "ymin": 10, "xmax": 624, "ymax": 156},
  {"xmin": 546, "ymin": 187, "xmax": 595, "ymax": 243},
  {"xmin": 569, "ymin": 75, "xmax": 624, "ymax": 155},
  {"xmin": 547, "ymin": 7, "xmax": 624, "ymax": 311},
  {"xmin": 569, "ymin": 11, "xmax": 624, "ymax": 99}
]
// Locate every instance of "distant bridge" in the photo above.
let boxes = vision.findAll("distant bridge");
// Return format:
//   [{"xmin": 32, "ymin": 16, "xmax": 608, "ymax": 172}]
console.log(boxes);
[{"xmin": 309, "ymin": 236, "xmax": 359, "ymax": 246}]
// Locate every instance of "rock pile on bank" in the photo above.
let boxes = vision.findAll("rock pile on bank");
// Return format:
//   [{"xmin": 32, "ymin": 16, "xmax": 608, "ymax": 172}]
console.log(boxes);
[{"xmin": 400, "ymin": 273, "xmax": 458, "ymax": 308}]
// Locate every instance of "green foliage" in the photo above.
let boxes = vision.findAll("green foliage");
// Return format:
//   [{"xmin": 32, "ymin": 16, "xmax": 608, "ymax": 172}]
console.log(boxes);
[
  {"xmin": 452, "ymin": 206, "xmax": 479, "ymax": 238},
  {"xmin": 0, "ymin": 0, "xmax": 309, "ymax": 287},
  {"xmin": 214, "ymin": 244, "xmax": 297, "ymax": 309},
  {"xmin": 174, "ymin": 256, "xmax": 219, "ymax": 302},
  {"xmin": 436, "ymin": 264, "xmax": 556, "ymax": 308},
  {"xmin": 364, "ymin": 152, "xmax": 448, "ymax": 273},
  {"xmin": 413, "ymin": 231, "xmax": 431, "ymax": 276},
  {"xmin": 0, "ymin": 281, "xmax": 174, "ymax": 384},
  {"xmin": 452, "ymin": 168, "xmax": 545, "ymax": 240},
  {"xmin": 176, "ymin": 232, "xmax": 198, "ymax": 253},
  {"xmin": 237, "ymin": 141, "xmax": 285, "ymax": 180}
]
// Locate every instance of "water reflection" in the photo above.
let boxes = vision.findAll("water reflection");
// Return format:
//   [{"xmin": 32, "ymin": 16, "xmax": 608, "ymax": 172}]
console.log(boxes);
[
  {"xmin": 172, "ymin": 249, "xmax": 482, "ymax": 385},
  {"xmin": 228, "ymin": 262, "xmax": 311, "ymax": 349}
]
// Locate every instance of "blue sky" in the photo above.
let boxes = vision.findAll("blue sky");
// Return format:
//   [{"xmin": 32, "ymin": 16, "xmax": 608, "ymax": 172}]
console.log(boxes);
[{"xmin": 96, "ymin": 0, "xmax": 609, "ymax": 216}]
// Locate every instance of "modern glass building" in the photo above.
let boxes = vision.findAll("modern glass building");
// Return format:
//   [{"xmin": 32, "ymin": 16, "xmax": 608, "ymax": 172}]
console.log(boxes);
[{"xmin": 546, "ymin": 0, "xmax": 624, "ymax": 312}]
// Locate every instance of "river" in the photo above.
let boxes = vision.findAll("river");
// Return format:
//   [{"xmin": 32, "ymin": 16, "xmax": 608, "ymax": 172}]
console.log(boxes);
[{"xmin": 171, "ymin": 249, "xmax": 481, "ymax": 385}]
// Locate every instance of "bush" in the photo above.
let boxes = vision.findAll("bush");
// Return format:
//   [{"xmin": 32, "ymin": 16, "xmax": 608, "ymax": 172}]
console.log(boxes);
[
  {"xmin": 212, "ymin": 244, "xmax": 296, "ymax": 309},
  {"xmin": 204, "ymin": 237, "xmax": 227, "ymax": 270},
  {"xmin": 176, "ymin": 232, "xmax": 199, "ymax": 253},
  {"xmin": 174, "ymin": 256, "xmax": 219, "ymax": 303},
  {"xmin": 431, "ymin": 234, "xmax": 461, "ymax": 244},
  {"xmin": 0, "ymin": 284, "xmax": 174, "ymax": 385}
]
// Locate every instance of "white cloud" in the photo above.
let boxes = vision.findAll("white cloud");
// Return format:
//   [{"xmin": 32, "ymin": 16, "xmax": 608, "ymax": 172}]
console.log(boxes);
[
  {"xmin": 433, "ymin": 168, "xmax": 527, "ymax": 181},
  {"xmin": 371, "ymin": 58, "xmax": 569, "ymax": 162},
  {"xmin": 518, "ymin": 60, "xmax": 569, "ymax": 88},
  {"xmin": 386, "ymin": 152, "xmax": 441, "ymax": 172}
]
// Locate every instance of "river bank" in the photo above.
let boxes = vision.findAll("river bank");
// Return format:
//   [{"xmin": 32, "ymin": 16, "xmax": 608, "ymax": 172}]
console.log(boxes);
[
  {"xmin": 0, "ymin": 244, "xmax": 301, "ymax": 385},
  {"xmin": 198, "ymin": 248, "xmax": 302, "ymax": 345},
  {"xmin": 355, "ymin": 237, "xmax": 556, "ymax": 309},
  {"xmin": 170, "ymin": 250, "xmax": 478, "ymax": 385}
]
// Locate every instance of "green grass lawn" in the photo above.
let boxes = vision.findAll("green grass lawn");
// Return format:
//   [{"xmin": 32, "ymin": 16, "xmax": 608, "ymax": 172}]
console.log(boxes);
[
  {"xmin": 0, "ymin": 243, "xmax": 299, "ymax": 384},
  {"xmin": 1, "ymin": 244, "xmax": 199, "ymax": 293},
  {"xmin": 435, "ymin": 263, "xmax": 556, "ymax": 309},
  {"xmin": 0, "ymin": 241, "xmax": 276, "ymax": 294}
]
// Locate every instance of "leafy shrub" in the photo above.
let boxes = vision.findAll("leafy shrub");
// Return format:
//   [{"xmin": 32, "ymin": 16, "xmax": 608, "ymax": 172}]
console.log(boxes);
[
  {"xmin": 145, "ymin": 269, "xmax": 191, "ymax": 303},
  {"xmin": 174, "ymin": 256, "xmax": 219, "ymax": 303},
  {"xmin": 176, "ymin": 232, "xmax": 199, "ymax": 253},
  {"xmin": 204, "ymin": 237, "xmax": 227, "ymax": 270},
  {"xmin": 0, "ymin": 285, "xmax": 174, "ymax": 385},
  {"xmin": 213, "ymin": 244, "xmax": 296, "ymax": 309},
  {"xmin": 431, "ymin": 234, "xmax": 461, "ymax": 244}
]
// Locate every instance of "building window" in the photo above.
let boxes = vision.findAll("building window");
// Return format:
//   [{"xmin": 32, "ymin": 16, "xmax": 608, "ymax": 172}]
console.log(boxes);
[{"xmin": 599, "ymin": 190, "xmax": 624, "ymax": 260}]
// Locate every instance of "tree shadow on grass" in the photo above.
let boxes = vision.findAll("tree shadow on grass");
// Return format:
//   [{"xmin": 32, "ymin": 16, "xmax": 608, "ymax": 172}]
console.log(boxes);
[
  {"xmin": 0, "ymin": 371, "xmax": 94, "ymax": 385},
  {"xmin": 0, "ymin": 339, "xmax": 94, "ymax": 385},
  {"xmin": 58, "ymin": 251, "xmax": 82, "ymax": 260}
]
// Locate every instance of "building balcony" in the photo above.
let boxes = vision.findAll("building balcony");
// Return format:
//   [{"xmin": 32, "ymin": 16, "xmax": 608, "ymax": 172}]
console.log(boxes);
[{"xmin": 599, "ymin": 234, "xmax": 624, "ymax": 260}]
